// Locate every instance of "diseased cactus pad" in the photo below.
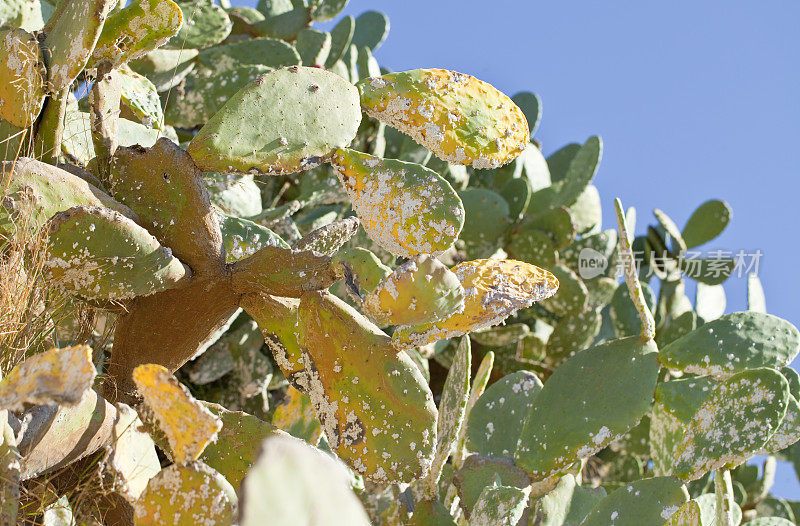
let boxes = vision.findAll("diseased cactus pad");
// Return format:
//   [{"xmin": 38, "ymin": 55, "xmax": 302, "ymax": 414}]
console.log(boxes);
[
  {"xmin": 392, "ymin": 259, "xmax": 559, "ymax": 350},
  {"xmin": 187, "ymin": 66, "xmax": 362, "ymax": 174},
  {"xmin": 0, "ymin": 28, "xmax": 44, "ymax": 127},
  {"xmin": 0, "ymin": 345, "xmax": 95, "ymax": 412},
  {"xmin": 134, "ymin": 462, "xmax": 237, "ymax": 526},
  {"xmin": 296, "ymin": 292, "xmax": 437, "ymax": 484},
  {"xmin": 43, "ymin": 206, "xmax": 188, "ymax": 301},
  {"xmin": 579, "ymin": 476, "xmax": 689, "ymax": 526},
  {"xmin": 356, "ymin": 69, "xmax": 529, "ymax": 168},
  {"xmin": 672, "ymin": 368, "xmax": 789, "ymax": 480},
  {"xmin": 362, "ymin": 255, "xmax": 465, "ymax": 326},
  {"xmin": 331, "ymin": 148, "xmax": 464, "ymax": 257},
  {"xmin": 132, "ymin": 364, "xmax": 222, "ymax": 464}
]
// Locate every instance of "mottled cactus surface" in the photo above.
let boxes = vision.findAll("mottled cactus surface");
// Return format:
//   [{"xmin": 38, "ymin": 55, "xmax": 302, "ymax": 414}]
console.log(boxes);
[{"xmin": 0, "ymin": 1, "xmax": 798, "ymax": 525}]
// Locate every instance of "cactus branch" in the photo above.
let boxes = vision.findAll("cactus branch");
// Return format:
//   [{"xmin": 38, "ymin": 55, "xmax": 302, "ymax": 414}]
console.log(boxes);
[
  {"xmin": 614, "ymin": 198, "xmax": 655, "ymax": 341},
  {"xmin": 89, "ymin": 62, "xmax": 120, "ymax": 182},
  {"xmin": 34, "ymin": 88, "xmax": 69, "ymax": 164}
]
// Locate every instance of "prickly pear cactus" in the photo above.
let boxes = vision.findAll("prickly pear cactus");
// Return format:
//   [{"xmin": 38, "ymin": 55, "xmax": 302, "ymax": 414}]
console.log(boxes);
[{"xmin": 1, "ymin": 3, "xmax": 799, "ymax": 525}]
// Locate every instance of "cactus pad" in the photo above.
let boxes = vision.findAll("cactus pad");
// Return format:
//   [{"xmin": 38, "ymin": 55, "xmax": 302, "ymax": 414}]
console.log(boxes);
[
  {"xmin": 672, "ymin": 368, "xmax": 789, "ymax": 480},
  {"xmin": 117, "ymin": 65, "xmax": 164, "ymax": 130},
  {"xmin": 168, "ymin": 0, "xmax": 231, "ymax": 49},
  {"xmin": 0, "ymin": 29, "xmax": 44, "ymax": 127},
  {"xmin": 332, "ymin": 247, "xmax": 391, "ymax": 294},
  {"xmin": 580, "ymin": 476, "xmax": 689, "ymax": 526},
  {"xmin": 357, "ymin": 69, "xmax": 529, "ymax": 169},
  {"xmin": 0, "ymin": 345, "xmax": 95, "ymax": 411},
  {"xmin": 296, "ymin": 292, "xmax": 437, "ymax": 484},
  {"xmin": 43, "ymin": 206, "xmax": 188, "ymax": 300},
  {"xmin": 272, "ymin": 386, "xmax": 323, "ymax": 445},
  {"xmin": 240, "ymin": 293, "xmax": 304, "ymax": 383},
  {"xmin": 362, "ymin": 255, "xmax": 465, "ymax": 326},
  {"xmin": 331, "ymin": 148, "xmax": 464, "ymax": 257},
  {"xmin": 293, "ymin": 216, "xmax": 360, "ymax": 256},
  {"xmin": 392, "ymin": 259, "xmax": 559, "ymax": 350},
  {"xmin": 134, "ymin": 462, "xmax": 237, "ymax": 526},
  {"xmin": 231, "ymin": 245, "xmax": 337, "ymax": 297},
  {"xmin": 469, "ymin": 482, "xmax": 530, "ymax": 526},
  {"xmin": 105, "ymin": 403, "xmax": 160, "ymax": 501},
  {"xmin": 188, "ymin": 66, "xmax": 361, "ymax": 175},
  {"xmin": 219, "ymin": 213, "xmax": 287, "ymax": 264},
  {"xmin": 239, "ymin": 435, "xmax": 370, "ymax": 526},
  {"xmin": 682, "ymin": 199, "xmax": 732, "ymax": 249},
  {"xmin": 660, "ymin": 312, "xmax": 800, "ymax": 379},
  {"xmin": 536, "ymin": 474, "xmax": 607, "ymax": 526},
  {"xmin": 466, "ymin": 370, "xmax": 542, "ymax": 458},
  {"xmin": 515, "ymin": 337, "xmax": 660, "ymax": 480},
  {"xmin": 91, "ymin": 0, "xmax": 183, "ymax": 67},
  {"xmin": 132, "ymin": 364, "xmax": 222, "ymax": 464}
]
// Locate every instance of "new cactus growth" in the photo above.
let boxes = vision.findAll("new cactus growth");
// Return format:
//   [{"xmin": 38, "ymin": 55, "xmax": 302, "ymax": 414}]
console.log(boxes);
[{"xmin": 1, "ymin": 3, "xmax": 799, "ymax": 525}]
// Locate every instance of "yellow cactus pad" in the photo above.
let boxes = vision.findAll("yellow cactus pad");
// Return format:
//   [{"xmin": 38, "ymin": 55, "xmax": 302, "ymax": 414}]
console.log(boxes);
[
  {"xmin": 331, "ymin": 148, "xmax": 464, "ymax": 257},
  {"xmin": 0, "ymin": 28, "xmax": 45, "ymax": 127},
  {"xmin": 132, "ymin": 364, "xmax": 222, "ymax": 464},
  {"xmin": 0, "ymin": 345, "xmax": 95, "ymax": 411},
  {"xmin": 240, "ymin": 293, "xmax": 305, "ymax": 383},
  {"xmin": 392, "ymin": 259, "xmax": 559, "ymax": 350},
  {"xmin": 357, "ymin": 69, "xmax": 529, "ymax": 169}
]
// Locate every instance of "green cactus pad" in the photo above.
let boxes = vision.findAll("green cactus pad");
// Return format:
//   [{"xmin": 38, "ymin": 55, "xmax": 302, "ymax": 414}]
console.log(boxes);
[
  {"xmin": 468, "ymin": 482, "xmax": 530, "ymax": 526},
  {"xmin": 110, "ymin": 138, "xmax": 223, "ymax": 268},
  {"xmin": 466, "ymin": 371, "xmax": 542, "ymax": 458},
  {"xmin": 611, "ymin": 281, "xmax": 657, "ymax": 337},
  {"xmin": 134, "ymin": 462, "xmax": 237, "ymax": 526},
  {"xmin": 231, "ymin": 245, "xmax": 337, "ymax": 297},
  {"xmin": 43, "ymin": 206, "xmax": 188, "ymax": 300},
  {"xmin": 43, "ymin": 0, "xmax": 115, "ymax": 91},
  {"xmin": 522, "ymin": 205, "xmax": 576, "ymax": 249},
  {"xmin": 393, "ymin": 259, "xmax": 559, "ymax": 350},
  {"xmin": 458, "ymin": 188, "xmax": 511, "ymax": 245},
  {"xmin": 695, "ymin": 493, "xmax": 742, "ymax": 525},
  {"xmin": 252, "ymin": 0, "xmax": 309, "ymax": 41},
  {"xmin": 362, "ymin": 255, "xmax": 465, "ymax": 326},
  {"xmin": 332, "ymin": 246, "xmax": 391, "ymax": 295},
  {"xmin": 188, "ymin": 66, "xmax": 361, "ymax": 175},
  {"xmin": 90, "ymin": 0, "xmax": 182, "ymax": 67},
  {"xmin": 672, "ymin": 368, "xmax": 789, "ymax": 480},
  {"xmin": 529, "ymin": 136, "xmax": 602, "ymax": 210},
  {"xmin": 167, "ymin": 0, "xmax": 231, "ymax": 49},
  {"xmin": 664, "ymin": 499, "xmax": 702, "ymax": 525},
  {"xmin": 293, "ymin": 216, "xmax": 360, "ymax": 256},
  {"xmin": 240, "ymin": 294, "xmax": 304, "ymax": 383},
  {"xmin": 569, "ymin": 184, "xmax": 602, "ymax": 234},
  {"xmin": 62, "ymin": 110, "xmax": 159, "ymax": 165},
  {"xmin": 332, "ymin": 148, "xmax": 464, "ymax": 257},
  {"xmin": 116, "ymin": 65, "xmax": 164, "ymax": 130},
  {"xmin": 295, "ymin": 28, "xmax": 331, "ymax": 67},
  {"xmin": 545, "ymin": 308, "xmax": 603, "ymax": 364},
  {"xmin": 239, "ymin": 435, "xmax": 370, "ymax": 526},
  {"xmin": 536, "ymin": 474, "xmax": 607, "ymax": 526},
  {"xmin": 296, "ymin": 292, "xmax": 438, "ymax": 484},
  {"xmin": 196, "ymin": 37, "xmax": 301, "ymax": 71},
  {"xmin": 511, "ymin": 92, "xmax": 542, "ymax": 135},
  {"xmin": 325, "ymin": 15, "xmax": 354, "ymax": 68},
  {"xmin": 515, "ymin": 337, "xmax": 660, "ymax": 480},
  {"xmin": 580, "ymin": 477, "xmax": 688, "ymax": 526},
  {"xmin": 679, "ymin": 255, "xmax": 735, "ymax": 285},
  {"xmin": 0, "ymin": 158, "xmax": 136, "ymax": 233},
  {"xmin": 659, "ymin": 312, "xmax": 800, "ymax": 379},
  {"xmin": 540, "ymin": 264, "xmax": 588, "ymax": 317},
  {"xmin": 452, "ymin": 455, "xmax": 530, "ymax": 518},
  {"xmin": 219, "ymin": 213, "xmax": 288, "ymax": 264},
  {"xmin": 0, "ymin": 29, "xmax": 45, "ymax": 127},
  {"xmin": 506, "ymin": 228, "xmax": 557, "ymax": 268},
  {"xmin": 408, "ymin": 499, "xmax": 456, "ymax": 526},
  {"xmin": 311, "ymin": 0, "xmax": 348, "ymax": 21},
  {"xmin": 560, "ymin": 229, "xmax": 617, "ymax": 273},
  {"xmin": 204, "ymin": 172, "xmax": 262, "ymax": 218},
  {"xmin": 199, "ymin": 403, "xmax": 281, "ymax": 489},
  {"xmin": 682, "ymin": 199, "xmax": 732, "ymax": 249},
  {"xmin": 0, "ymin": 345, "xmax": 95, "ymax": 412},
  {"xmin": 351, "ymin": 10, "xmax": 389, "ymax": 51},
  {"xmin": 759, "ymin": 393, "xmax": 800, "ymax": 454},
  {"xmin": 357, "ymin": 69, "xmax": 529, "ymax": 168}
]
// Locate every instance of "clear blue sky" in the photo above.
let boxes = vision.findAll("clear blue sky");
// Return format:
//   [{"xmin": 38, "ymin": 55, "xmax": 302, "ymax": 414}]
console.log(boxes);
[{"xmin": 241, "ymin": 0, "xmax": 800, "ymax": 499}]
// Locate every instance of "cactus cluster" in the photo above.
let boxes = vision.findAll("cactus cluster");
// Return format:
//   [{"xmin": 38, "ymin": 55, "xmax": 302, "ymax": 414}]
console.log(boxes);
[{"xmin": 1, "ymin": 1, "xmax": 799, "ymax": 525}]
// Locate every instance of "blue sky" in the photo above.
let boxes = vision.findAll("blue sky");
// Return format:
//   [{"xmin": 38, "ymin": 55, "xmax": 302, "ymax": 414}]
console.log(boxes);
[{"xmin": 240, "ymin": 0, "xmax": 800, "ymax": 498}]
